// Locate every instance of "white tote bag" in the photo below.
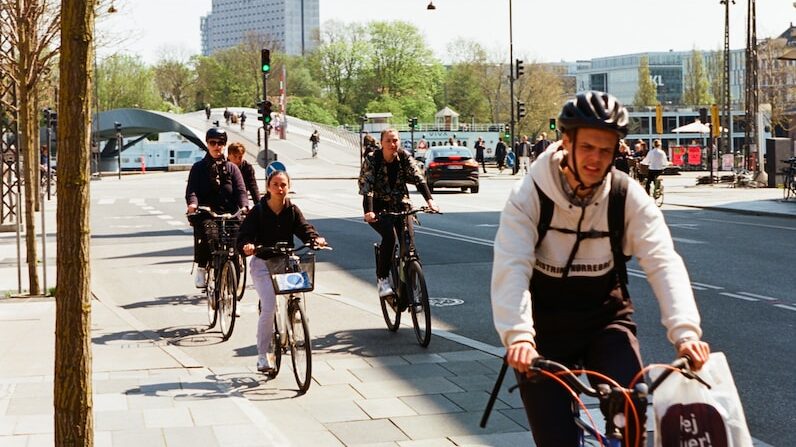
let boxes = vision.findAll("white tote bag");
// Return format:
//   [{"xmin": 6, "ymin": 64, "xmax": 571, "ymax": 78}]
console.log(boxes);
[{"xmin": 651, "ymin": 352, "xmax": 752, "ymax": 447}]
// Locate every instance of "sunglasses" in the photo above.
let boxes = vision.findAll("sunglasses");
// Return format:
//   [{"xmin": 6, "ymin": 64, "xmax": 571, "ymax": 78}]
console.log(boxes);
[{"xmin": 207, "ymin": 140, "xmax": 225, "ymax": 147}]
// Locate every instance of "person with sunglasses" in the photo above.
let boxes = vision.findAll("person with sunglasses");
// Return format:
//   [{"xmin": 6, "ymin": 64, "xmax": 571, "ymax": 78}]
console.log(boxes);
[{"xmin": 185, "ymin": 128, "xmax": 248, "ymax": 288}]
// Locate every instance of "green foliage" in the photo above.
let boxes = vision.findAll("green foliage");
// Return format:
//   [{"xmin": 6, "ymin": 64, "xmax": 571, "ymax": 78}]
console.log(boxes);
[
  {"xmin": 682, "ymin": 50, "xmax": 713, "ymax": 106},
  {"xmin": 286, "ymin": 97, "xmax": 338, "ymax": 125},
  {"xmin": 97, "ymin": 54, "xmax": 165, "ymax": 111},
  {"xmin": 634, "ymin": 56, "xmax": 658, "ymax": 107},
  {"xmin": 152, "ymin": 58, "xmax": 195, "ymax": 112}
]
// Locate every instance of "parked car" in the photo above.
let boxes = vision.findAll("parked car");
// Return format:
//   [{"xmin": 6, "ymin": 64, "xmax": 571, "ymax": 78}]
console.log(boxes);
[{"xmin": 423, "ymin": 146, "xmax": 479, "ymax": 193}]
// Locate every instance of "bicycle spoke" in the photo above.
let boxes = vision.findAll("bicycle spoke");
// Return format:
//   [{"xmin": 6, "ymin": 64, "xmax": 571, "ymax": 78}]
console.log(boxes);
[
  {"xmin": 206, "ymin": 266, "xmax": 217, "ymax": 328},
  {"xmin": 218, "ymin": 261, "xmax": 237, "ymax": 341},
  {"xmin": 289, "ymin": 300, "xmax": 312, "ymax": 393},
  {"xmin": 379, "ymin": 255, "xmax": 401, "ymax": 332},
  {"xmin": 408, "ymin": 261, "xmax": 431, "ymax": 347}
]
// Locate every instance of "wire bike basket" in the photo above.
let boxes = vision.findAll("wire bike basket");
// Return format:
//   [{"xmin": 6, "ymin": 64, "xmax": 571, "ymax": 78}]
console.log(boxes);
[
  {"xmin": 205, "ymin": 218, "xmax": 241, "ymax": 252},
  {"xmin": 267, "ymin": 252, "xmax": 316, "ymax": 294}
]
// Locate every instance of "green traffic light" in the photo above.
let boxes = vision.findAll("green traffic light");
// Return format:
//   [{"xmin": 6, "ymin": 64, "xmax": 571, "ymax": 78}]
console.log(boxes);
[{"xmin": 262, "ymin": 64, "xmax": 271, "ymax": 73}]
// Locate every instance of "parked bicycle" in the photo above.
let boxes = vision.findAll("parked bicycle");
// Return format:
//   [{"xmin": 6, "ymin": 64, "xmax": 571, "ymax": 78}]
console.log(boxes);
[
  {"xmin": 188, "ymin": 206, "xmax": 245, "ymax": 341},
  {"xmin": 482, "ymin": 357, "xmax": 710, "ymax": 447},
  {"xmin": 256, "ymin": 242, "xmax": 331, "ymax": 394},
  {"xmin": 375, "ymin": 206, "xmax": 438, "ymax": 347},
  {"xmin": 781, "ymin": 157, "xmax": 796, "ymax": 200}
]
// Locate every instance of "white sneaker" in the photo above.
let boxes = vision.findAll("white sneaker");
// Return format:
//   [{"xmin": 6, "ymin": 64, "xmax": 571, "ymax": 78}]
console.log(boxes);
[
  {"xmin": 194, "ymin": 267, "xmax": 207, "ymax": 288},
  {"xmin": 257, "ymin": 353, "xmax": 275, "ymax": 372},
  {"xmin": 377, "ymin": 277, "xmax": 394, "ymax": 298}
]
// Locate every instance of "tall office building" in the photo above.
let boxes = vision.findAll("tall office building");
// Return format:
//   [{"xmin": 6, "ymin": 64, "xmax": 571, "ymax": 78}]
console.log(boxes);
[{"xmin": 200, "ymin": 0, "xmax": 320, "ymax": 56}]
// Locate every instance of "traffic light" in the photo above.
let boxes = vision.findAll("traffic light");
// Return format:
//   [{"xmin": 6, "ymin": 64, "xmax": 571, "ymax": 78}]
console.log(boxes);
[
  {"xmin": 260, "ymin": 100, "xmax": 273, "ymax": 124},
  {"xmin": 42, "ymin": 108, "xmax": 57, "ymax": 128},
  {"xmin": 699, "ymin": 107, "xmax": 708, "ymax": 123},
  {"xmin": 710, "ymin": 104, "xmax": 720, "ymax": 137},
  {"xmin": 261, "ymin": 48, "xmax": 271, "ymax": 75},
  {"xmin": 549, "ymin": 118, "xmax": 556, "ymax": 131},
  {"xmin": 655, "ymin": 104, "xmax": 663, "ymax": 134},
  {"xmin": 517, "ymin": 101, "xmax": 526, "ymax": 119},
  {"xmin": 408, "ymin": 116, "xmax": 418, "ymax": 129},
  {"xmin": 515, "ymin": 59, "xmax": 524, "ymax": 79},
  {"xmin": 114, "ymin": 122, "xmax": 122, "ymax": 133}
]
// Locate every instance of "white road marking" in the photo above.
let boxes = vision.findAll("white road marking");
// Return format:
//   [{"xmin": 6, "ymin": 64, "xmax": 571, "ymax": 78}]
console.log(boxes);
[
  {"xmin": 141, "ymin": 206, "xmax": 155, "ymax": 210},
  {"xmin": 736, "ymin": 292, "xmax": 778, "ymax": 301},
  {"xmin": 475, "ymin": 224, "xmax": 499, "ymax": 227},
  {"xmin": 156, "ymin": 215, "xmax": 172, "ymax": 220},
  {"xmin": 696, "ymin": 217, "xmax": 796, "ymax": 232},
  {"xmin": 691, "ymin": 282, "xmax": 723, "ymax": 290},
  {"xmin": 147, "ymin": 210, "xmax": 163, "ymax": 215},
  {"xmin": 672, "ymin": 237, "xmax": 706, "ymax": 244},
  {"xmin": 159, "ymin": 198, "xmax": 176, "ymax": 203},
  {"xmin": 720, "ymin": 292, "xmax": 758, "ymax": 302},
  {"xmin": 130, "ymin": 198, "xmax": 145, "ymax": 205},
  {"xmin": 167, "ymin": 221, "xmax": 184, "ymax": 226},
  {"xmin": 97, "ymin": 198, "xmax": 115, "ymax": 205},
  {"xmin": 691, "ymin": 285, "xmax": 707, "ymax": 291},
  {"xmin": 668, "ymin": 223, "xmax": 699, "ymax": 230},
  {"xmin": 774, "ymin": 304, "xmax": 796, "ymax": 312},
  {"xmin": 628, "ymin": 271, "xmax": 646, "ymax": 279}
]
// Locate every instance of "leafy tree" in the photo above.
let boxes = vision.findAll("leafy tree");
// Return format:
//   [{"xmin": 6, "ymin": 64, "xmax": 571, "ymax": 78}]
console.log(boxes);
[
  {"xmin": 705, "ymin": 48, "xmax": 725, "ymax": 109},
  {"xmin": 286, "ymin": 97, "xmax": 338, "ymax": 125},
  {"xmin": 634, "ymin": 56, "xmax": 658, "ymax": 107},
  {"xmin": 153, "ymin": 57, "xmax": 195, "ymax": 112},
  {"xmin": 98, "ymin": 54, "xmax": 165, "ymax": 110},
  {"xmin": 55, "ymin": 1, "xmax": 94, "ymax": 445},
  {"xmin": 758, "ymin": 37, "xmax": 796, "ymax": 133},
  {"xmin": 314, "ymin": 21, "xmax": 369, "ymax": 122},
  {"xmin": 515, "ymin": 62, "xmax": 565, "ymax": 136},
  {"xmin": 366, "ymin": 21, "xmax": 440, "ymax": 99},
  {"xmin": 682, "ymin": 49, "xmax": 713, "ymax": 106}
]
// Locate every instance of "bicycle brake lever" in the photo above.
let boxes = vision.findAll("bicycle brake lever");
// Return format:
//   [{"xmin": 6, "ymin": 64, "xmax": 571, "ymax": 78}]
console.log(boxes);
[{"xmin": 680, "ymin": 369, "xmax": 712, "ymax": 389}]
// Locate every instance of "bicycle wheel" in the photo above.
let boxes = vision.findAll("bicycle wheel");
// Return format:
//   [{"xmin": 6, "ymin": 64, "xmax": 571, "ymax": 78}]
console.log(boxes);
[
  {"xmin": 218, "ymin": 260, "xmax": 238, "ymax": 341},
  {"xmin": 267, "ymin": 314, "xmax": 282, "ymax": 379},
  {"xmin": 408, "ymin": 260, "xmax": 431, "ymax": 347},
  {"xmin": 654, "ymin": 182, "xmax": 664, "ymax": 207},
  {"xmin": 235, "ymin": 254, "xmax": 247, "ymax": 301},
  {"xmin": 288, "ymin": 299, "xmax": 312, "ymax": 394},
  {"xmin": 205, "ymin": 265, "xmax": 218, "ymax": 328},
  {"xmin": 785, "ymin": 174, "xmax": 793, "ymax": 200},
  {"xmin": 379, "ymin": 255, "xmax": 401, "ymax": 332}
]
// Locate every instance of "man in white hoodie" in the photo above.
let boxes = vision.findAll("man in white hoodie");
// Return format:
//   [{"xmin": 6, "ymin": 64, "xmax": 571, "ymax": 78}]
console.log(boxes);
[{"xmin": 490, "ymin": 91, "xmax": 710, "ymax": 446}]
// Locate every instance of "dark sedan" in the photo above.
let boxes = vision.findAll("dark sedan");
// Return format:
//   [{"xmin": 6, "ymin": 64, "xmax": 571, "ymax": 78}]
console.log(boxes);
[{"xmin": 423, "ymin": 146, "xmax": 479, "ymax": 193}]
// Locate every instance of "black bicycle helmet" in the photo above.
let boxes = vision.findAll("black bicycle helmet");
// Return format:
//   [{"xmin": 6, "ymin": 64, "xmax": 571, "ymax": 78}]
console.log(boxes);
[
  {"xmin": 558, "ymin": 91, "xmax": 629, "ymax": 138},
  {"xmin": 205, "ymin": 127, "xmax": 228, "ymax": 144}
]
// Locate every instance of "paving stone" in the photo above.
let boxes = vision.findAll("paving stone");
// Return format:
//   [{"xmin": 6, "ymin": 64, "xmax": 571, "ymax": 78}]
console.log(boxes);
[
  {"xmin": 298, "ymin": 383, "xmax": 364, "ymax": 401},
  {"xmin": 0, "ymin": 399, "xmax": 8, "ymax": 416},
  {"xmin": 401, "ymin": 353, "xmax": 447, "ymax": 364},
  {"xmin": 439, "ymin": 351, "xmax": 498, "ymax": 363},
  {"xmin": 0, "ymin": 435, "xmax": 26, "ymax": 446},
  {"xmin": 363, "ymin": 356, "xmax": 411, "ymax": 368},
  {"xmin": 126, "ymin": 393, "xmax": 175, "ymax": 410},
  {"xmin": 443, "ymin": 390, "xmax": 509, "ymax": 412},
  {"xmin": 312, "ymin": 368, "xmax": 363, "ymax": 386},
  {"xmin": 350, "ymin": 363, "xmax": 454, "ymax": 383},
  {"xmin": 111, "ymin": 428, "xmax": 166, "ymax": 447},
  {"xmin": 94, "ymin": 409, "xmax": 145, "ymax": 431},
  {"xmin": 13, "ymin": 414, "xmax": 52, "ymax": 435},
  {"xmin": 397, "ymin": 439, "xmax": 457, "ymax": 447},
  {"xmin": 350, "ymin": 442, "xmax": 400, "ymax": 447},
  {"xmin": 390, "ymin": 411, "xmax": 524, "ymax": 440},
  {"xmin": 92, "ymin": 378, "xmax": 140, "ymax": 395},
  {"xmin": 449, "ymin": 431, "xmax": 535, "ymax": 447},
  {"xmin": 326, "ymin": 357, "xmax": 374, "ymax": 370},
  {"xmin": 143, "ymin": 407, "xmax": 193, "ymax": 428},
  {"xmin": 24, "ymin": 432, "xmax": 53, "ymax": 447},
  {"xmin": 8, "ymin": 383, "xmax": 51, "ymax": 398},
  {"xmin": 250, "ymin": 400, "xmax": 327, "ymax": 432},
  {"xmin": 0, "ymin": 415, "xmax": 17, "ymax": 435},
  {"xmin": 399, "ymin": 395, "xmax": 463, "ymax": 415},
  {"xmin": 445, "ymin": 374, "xmax": 495, "ymax": 392},
  {"xmin": 286, "ymin": 429, "xmax": 345, "ymax": 446},
  {"xmin": 189, "ymin": 400, "xmax": 249, "ymax": 426},
  {"xmin": 438, "ymin": 361, "xmax": 496, "ymax": 377},
  {"xmin": 212, "ymin": 423, "xmax": 281, "ymax": 446},
  {"xmin": 296, "ymin": 398, "xmax": 371, "ymax": 423},
  {"xmin": 326, "ymin": 419, "xmax": 409, "ymax": 445},
  {"xmin": 476, "ymin": 358, "xmax": 504, "ymax": 373},
  {"xmin": 5, "ymin": 397, "xmax": 51, "ymax": 416},
  {"xmin": 352, "ymin": 377, "xmax": 463, "ymax": 399},
  {"xmin": 163, "ymin": 426, "xmax": 220, "ymax": 447},
  {"xmin": 94, "ymin": 393, "xmax": 128, "ymax": 412},
  {"xmin": 496, "ymin": 408, "xmax": 530, "ymax": 430},
  {"xmin": 94, "ymin": 431, "xmax": 112, "ymax": 447},
  {"xmin": 355, "ymin": 397, "xmax": 417, "ymax": 419}
]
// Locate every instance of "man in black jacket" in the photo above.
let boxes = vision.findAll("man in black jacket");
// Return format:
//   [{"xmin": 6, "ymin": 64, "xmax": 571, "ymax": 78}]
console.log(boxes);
[{"xmin": 185, "ymin": 128, "xmax": 248, "ymax": 288}]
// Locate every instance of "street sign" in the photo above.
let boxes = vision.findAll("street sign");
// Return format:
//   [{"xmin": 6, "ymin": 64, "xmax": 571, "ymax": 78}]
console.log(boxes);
[
  {"xmin": 256, "ymin": 150, "xmax": 268, "ymax": 168},
  {"xmin": 266, "ymin": 161, "xmax": 286, "ymax": 177}
]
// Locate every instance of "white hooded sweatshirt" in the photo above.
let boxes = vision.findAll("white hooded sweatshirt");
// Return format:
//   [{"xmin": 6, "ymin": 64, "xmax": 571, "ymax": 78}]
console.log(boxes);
[{"xmin": 490, "ymin": 143, "xmax": 702, "ymax": 349}]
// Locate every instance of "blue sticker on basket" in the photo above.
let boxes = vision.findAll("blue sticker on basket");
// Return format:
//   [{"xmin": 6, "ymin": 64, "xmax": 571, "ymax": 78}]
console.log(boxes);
[{"xmin": 275, "ymin": 272, "xmax": 311, "ymax": 291}]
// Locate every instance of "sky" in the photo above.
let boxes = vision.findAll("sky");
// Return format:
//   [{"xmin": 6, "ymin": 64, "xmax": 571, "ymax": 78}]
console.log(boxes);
[{"xmin": 97, "ymin": 0, "xmax": 796, "ymax": 64}]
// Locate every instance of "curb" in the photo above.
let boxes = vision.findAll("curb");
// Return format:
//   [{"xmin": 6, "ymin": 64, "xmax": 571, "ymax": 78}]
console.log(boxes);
[{"xmin": 666, "ymin": 202, "xmax": 796, "ymax": 219}]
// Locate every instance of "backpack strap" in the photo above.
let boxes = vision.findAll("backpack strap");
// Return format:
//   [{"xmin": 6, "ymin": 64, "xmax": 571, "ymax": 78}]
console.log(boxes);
[
  {"xmin": 534, "ymin": 181, "xmax": 554, "ymax": 249},
  {"xmin": 608, "ymin": 172, "xmax": 629, "ymax": 288}
]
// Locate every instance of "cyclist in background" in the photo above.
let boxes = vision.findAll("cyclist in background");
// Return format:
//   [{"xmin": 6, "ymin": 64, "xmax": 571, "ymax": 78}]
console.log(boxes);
[
  {"xmin": 237, "ymin": 170, "xmax": 327, "ymax": 372},
  {"xmin": 185, "ymin": 128, "xmax": 248, "ymax": 288},
  {"xmin": 642, "ymin": 139, "xmax": 669, "ymax": 195},
  {"xmin": 358, "ymin": 128, "xmax": 439, "ymax": 300},
  {"xmin": 490, "ymin": 91, "xmax": 710, "ymax": 446},
  {"xmin": 226, "ymin": 142, "xmax": 260, "ymax": 207}
]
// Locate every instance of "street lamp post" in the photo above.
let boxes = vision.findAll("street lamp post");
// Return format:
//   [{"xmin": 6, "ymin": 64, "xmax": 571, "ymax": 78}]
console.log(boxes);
[
  {"xmin": 114, "ymin": 122, "xmax": 122, "ymax": 179},
  {"xmin": 508, "ymin": 0, "xmax": 515, "ymax": 159}
]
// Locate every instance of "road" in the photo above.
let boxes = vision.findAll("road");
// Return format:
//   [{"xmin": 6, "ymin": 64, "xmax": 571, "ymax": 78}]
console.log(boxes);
[{"xmin": 87, "ymin": 167, "xmax": 794, "ymax": 446}]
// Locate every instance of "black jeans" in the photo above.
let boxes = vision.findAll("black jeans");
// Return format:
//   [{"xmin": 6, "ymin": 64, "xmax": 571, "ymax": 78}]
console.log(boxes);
[
  {"xmin": 192, "ymin": 217, "xmax": 214, "ymax": 268},
  {"xmin": 515, "ymin": 324, "xmax": 644, "ymax": 447},
  {"xmin": 369, "ymin": 215, "xmax": 414, "ymax": 279},
  {"xmin": 645, "ymin": 169, "xmax": 663, "ymax": 195}
]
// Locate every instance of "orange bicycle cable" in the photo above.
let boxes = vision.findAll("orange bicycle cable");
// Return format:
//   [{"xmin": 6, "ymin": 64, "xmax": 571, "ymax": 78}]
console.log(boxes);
[
  {"xmin": 537, "ymin": 369, "xmax": 605, "ymax": 447},
  {"xmin": 568, "ymin": 369, "xmax": 642, "ymax": 447}
]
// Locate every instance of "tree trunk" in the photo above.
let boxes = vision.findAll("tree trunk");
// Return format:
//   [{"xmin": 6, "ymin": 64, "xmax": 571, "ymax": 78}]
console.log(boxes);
[
  {"xmin": 53, "ymin": 1, "xmax": 95, "ymax": 445},
  {"xmin": 18, "ymin": 88, "xmax": 41, "ymax": 295}
]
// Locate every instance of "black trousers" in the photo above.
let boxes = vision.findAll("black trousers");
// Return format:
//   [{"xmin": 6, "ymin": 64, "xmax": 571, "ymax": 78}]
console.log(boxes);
[
  {"xmin": 192, "ymin": 217, "xmax": 214, "ymax": 268},
  {"xmin": 645, "ymin": 169, "xmax": 663, "ymax": 195},
  {"xmin": 369, "ymin": 215, "xmax": 414, "ymax": 279},
  {"xmin": 515, "ymin": 324, "xmax": 644, "ymax": 446}
]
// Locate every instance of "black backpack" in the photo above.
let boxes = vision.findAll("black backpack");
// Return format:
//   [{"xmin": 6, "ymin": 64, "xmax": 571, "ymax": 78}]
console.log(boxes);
[{"xmin": 534, "ymin": 173, "xmax": 630, "ymax": 292}]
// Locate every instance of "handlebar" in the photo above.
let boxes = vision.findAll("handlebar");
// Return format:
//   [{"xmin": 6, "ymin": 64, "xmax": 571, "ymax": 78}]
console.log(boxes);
[
  {"xmin": 378, "ymin": 206, "xmax": 441, "ymax": 218},
  {"xmin": 186, "ymin": 205, "xmax": 245, "ymax": 219},
  {"xmin": 253, "ymin": 241, "xmax": 332, "ymax": 257}
]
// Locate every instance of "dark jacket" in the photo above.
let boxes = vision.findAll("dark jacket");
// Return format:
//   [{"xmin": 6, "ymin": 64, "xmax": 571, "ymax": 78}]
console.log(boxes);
[
  {"xmin": 532, "ymin": 139, "xmax": 551, "ymax": 158},
  {"xmin": 474, "ymin": 141, "xmax": 486, "ymax": 162},
  {"xmin": 185, "ymin": 154, "xmax": 247, "ymax": 214},
  {"xmin": 495, "ymin": 141, "xmax": 507, "ymax": 162},
  {"xmin": 238, "ymin": 159, "xmax": 260, "ymax": 203},
  {"xmin": 358, "ymin": 149, "xmax": 431, "ymax": 213},
  {"xmin": 516, "ymin": 142, "xmax": 532, "ymax": 157},
  {"xmin": 236, "ymin": 198, "xmax": 320, "ymax": 259}
]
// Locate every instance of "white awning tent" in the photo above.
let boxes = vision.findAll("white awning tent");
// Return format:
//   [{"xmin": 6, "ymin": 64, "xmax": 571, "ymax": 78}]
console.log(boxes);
[{"xmin": 671, "ymin": 119, "xmax": 726, "ymax": 134}]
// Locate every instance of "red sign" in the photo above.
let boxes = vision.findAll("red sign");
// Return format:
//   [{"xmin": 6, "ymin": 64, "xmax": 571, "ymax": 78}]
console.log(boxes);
[
  {"xmin": 671, "ymin": 146, "xmax": 685, "ymax": 166},
  {"xmin": 687, "ymin": 146, "xmax": 702, "ymax": 165}
]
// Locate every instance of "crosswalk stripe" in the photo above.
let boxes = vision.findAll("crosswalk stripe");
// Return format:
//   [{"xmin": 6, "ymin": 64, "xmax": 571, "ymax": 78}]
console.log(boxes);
[
  {"xmin": 97, "ymin": 199, "xmax": 115, "ymax": 205},
  {"xmin": 159, "ymin": 198, "xmax": 176, "ymax": 203}
]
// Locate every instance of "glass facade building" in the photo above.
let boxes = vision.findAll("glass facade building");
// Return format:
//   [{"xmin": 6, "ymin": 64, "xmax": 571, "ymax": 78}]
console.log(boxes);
[{"xmin": 200, "ymin": 0, "xmax": 320, "ymax": 56}]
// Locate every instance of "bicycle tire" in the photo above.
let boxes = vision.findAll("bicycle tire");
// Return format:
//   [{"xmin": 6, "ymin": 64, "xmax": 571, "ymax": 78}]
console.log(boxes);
[
  {"xmin": 288, "ymin": 300, "xmax": 312, "ymax": 394},
  {"xmin": 379, "ymin": 255, "xmax": 401, "ymax": 332},
  {"xmin": 267, "ymin": 314, "xmax": 282, "ymax": 379},
  {"xmin": 785, "ymin": 174, "xmax": 793, "ymax": 200},
  {"xmin": 205, "ymin": 265, "xmax": 218, "ymax": 329},
  {"xmin": 235, "ymin": 254, "xmax": 247, "ymax": 301},
  {"xmin": 218, "ymin": 260, "xmax": 237, "ymax": 341},
  {"xmin": 408, "ymin": 260, "xmax": 432, "ymax": 347},
  {"xmin": 654, "ymin": 183, "xmax": 664, "ymax": 208}
]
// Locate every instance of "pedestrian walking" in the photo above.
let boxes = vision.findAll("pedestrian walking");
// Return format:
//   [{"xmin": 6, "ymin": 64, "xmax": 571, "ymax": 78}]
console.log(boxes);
[
  {"xmin": 474, "ymin": 137, "xmax": 487, "ymax": 173},
  {"xmin": 223, "ymin": 108, "xmax": 231, "ymax": 126},
  {"xmin": 239, "ymin": 111, "xmax": 247, "ymax": 130},
  {"xmin": 362, "ymin": 134, "xmax": 378, "ymax": 159},
  {"xmin": 532, "ymin": 132, "xmax": 551, "ymax": 160},
  {"xmin": 515, "ymin": 135, "xmax": 532, "ymax": 175},
  {"xmin": 494, "ymin": 137, "xmax": 507, "ymax": 173},
  {"xmin": 205, "ymin": 104, "xmax": 211, "ymax": 120},
  {"xmin": 310, "ymin": 130, "xmax": 320, "ymax": 158}
]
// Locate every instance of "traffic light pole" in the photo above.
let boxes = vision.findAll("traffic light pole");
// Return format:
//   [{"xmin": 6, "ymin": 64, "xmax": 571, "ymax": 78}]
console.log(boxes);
[
  {"xmin": 263, "ymin": 73, "xmax": 269, "ymax": 159},
  {"xmin": 508, "ymin": 0, "xmax": 515, "ymax": 157}
]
